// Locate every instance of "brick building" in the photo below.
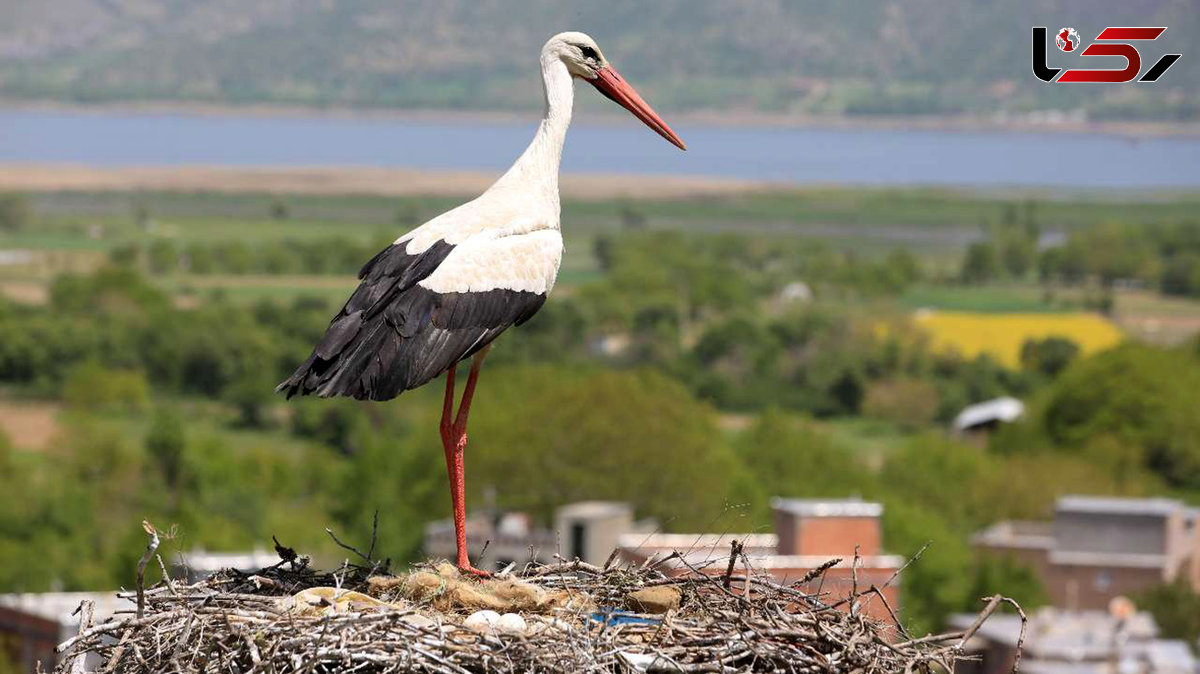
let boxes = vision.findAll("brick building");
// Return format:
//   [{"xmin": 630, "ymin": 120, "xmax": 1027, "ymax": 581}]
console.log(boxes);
[
  {"xmin": 0, "ymin": 605, "xmax": 59, "ymax": 672},
  {"xmin": 617, "ymin": 498, "xmax": 903, "ymax": 621},
  {"xmin": 424, "ymin": 497, "xmax": 903, "ymax": 619},
  {"xmin": 973, "ymin": 496, "xmax": 1200, "ymax": 610}
]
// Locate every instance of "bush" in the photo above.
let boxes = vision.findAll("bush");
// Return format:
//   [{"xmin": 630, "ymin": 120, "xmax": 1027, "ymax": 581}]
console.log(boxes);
[
  {"xmin": 1040, "ymin": 344, "xmax": 1200, "ymax": 488},
  {"xmin": 738, "ymin": 409, "xmax": 870, "ymax": 503},
  {"xmin": 291, "ymin": 397, "xmax": 370, "ymax": 455},
  {"xmin": 146, "ymin": 407, "xmax": 187, "ymax": 489},
  {"xmin": 960, "ymin": 242, "xmax": 1001, "ymax": 283},
  {"xmin": 147, "ymin": 239, "xmax": 180, "ymax": 274},
  {"xmin": 223, "ymin": 372, "xmax": 278, "ymax": 429},
  {"xmin": 0, "ymin": 194, "xmax": 32, "ymax": 232},
  {"xmin": 462, "ymin": 365, "xmax": 754, "ymax": 531},
  {"xmin": 61, "ymin": 362, "xmax": 150, "ymax": 412},
  {"xmin": 1137, "ymin": 579, "xmax": 1200, "ymax": 645},
  {"xmin": 1019, "ymin": 336, "xmax": 1080, "ymax": 378},
  {"xmin": 270, "ymin": 198, "xmax": 290, "ymax": 220},
  {"xmin": 863, "ymin": 378, "xmax": 939, "ymax": 431}
]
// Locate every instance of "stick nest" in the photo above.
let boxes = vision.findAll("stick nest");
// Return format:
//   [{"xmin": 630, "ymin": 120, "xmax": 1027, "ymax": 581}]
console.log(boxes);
[{"xmin": 55, "ymin": 546, "xmax": 1015, "ymax": 674}]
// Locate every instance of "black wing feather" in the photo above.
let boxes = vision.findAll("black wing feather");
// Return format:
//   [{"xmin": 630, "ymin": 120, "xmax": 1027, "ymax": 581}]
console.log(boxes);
[{"xmin": 276, "ymin": 239, "xmax": 547, "ymax": 401}]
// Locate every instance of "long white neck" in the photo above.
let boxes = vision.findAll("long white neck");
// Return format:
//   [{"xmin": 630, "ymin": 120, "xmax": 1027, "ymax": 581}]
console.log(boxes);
[{"xmin": 490, "ymin": 55, "xmax": 573, "ymax": 207}]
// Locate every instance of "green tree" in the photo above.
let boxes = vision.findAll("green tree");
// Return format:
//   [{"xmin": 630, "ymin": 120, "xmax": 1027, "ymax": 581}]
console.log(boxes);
[
  {"xmin": 0, "ymin": 194, "xmax": 32, "ymax": 232},
  {"xmin": 133, "ymin": 201, "xmax": 151, "ymax": 229},
  {"xmin": 863, "ymin": 378, "xmax": 939, "ymax": 431},
  {"xmin": 880, "ymin": 434, "xmax": 996, "ymax": 532},
  {"xmin": 109, "ymin": 243, "xmax": 141, "ymax": 268},
  {"xmin": 738, "ymin": 409, "xmax": 871, "ymax": 504},
  {"xmin": 50, "ymin": 266, "xmax": 171, "ymax": 316},
  {"xmin": 960, "ymin": 242, "xmax": 1001, "ymax": 284},
  {"xmin": 269, "ymin": 198, "xmax": 290, "ymax": 220},
  {"xmin": 186, "ymin": 244, "xmax": 217, "ymax": 274},
  {"xmin": 217, "ymin": 241, "xmax": 254, "ymax": 274},
  {"xmin": 1001, "ymin": 235, "xmax": 1036, "ymax": 278},
  {"xmin": 1161, "ymin": 253, "xmax": 1200, "ymax": 297},
  {"xmin": 619, "ymin": 202, "xmax": 647, "ymax": 229},
  {"xmin": 883, "ymin": 248, "xmax": 922, "ymax": 287},
  {"xmin": 291, "ymin": 397, "xmax": 371, "ymax": 455},
  {"xmin": 147, "ymin": 239, "xmax": 180, "ymax": 274},
  {"xmin": 1040, "ymin": 343, "xmax": 1200, "ymax": 487},
  {"xmin": 1137, "ymin": 579, "xmax": 1200, "ymax": 645},
  {"xmin": 336, "ymin": 423, "xmax": 444, "ymax": 561},
  {"xmin": 463, "ymin": 366, "xmax": 753, "ymax": 531},
  {"xmin": 1019, "ymin": 336, "xmax": 1080, "ymax": 378},
  {"xmin": 968, "ymin": 556, "xmax": 1047, "ymax": 611},
  {"xmin": 61, "ymin": 362, "xmax": 150, "ymax": 412},
  {"xmin": 882, "ymin": 500, "xmax": 973, "ymax": 635},
  {"xmin": 146, "ymin": 407, "xmax": 187, "ymax": 490},
  {"xmin": 223, "ymin": 372, "xmax": 277, "ymax": 428}
]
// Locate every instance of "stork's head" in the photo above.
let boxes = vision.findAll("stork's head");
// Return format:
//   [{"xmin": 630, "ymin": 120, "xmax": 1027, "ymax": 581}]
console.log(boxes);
[{"xmin": 543, "ymin": 31, "xmax": 686, "ymax": 151}]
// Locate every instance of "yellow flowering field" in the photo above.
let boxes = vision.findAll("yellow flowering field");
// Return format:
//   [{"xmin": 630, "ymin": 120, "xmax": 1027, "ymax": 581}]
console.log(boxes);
[{"xmin": 913, "ymin": 311, "xmax": 1124, "ymax": 367}]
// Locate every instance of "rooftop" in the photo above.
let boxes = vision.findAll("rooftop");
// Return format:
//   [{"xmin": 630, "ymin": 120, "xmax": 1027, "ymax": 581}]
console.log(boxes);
[
  {"xmin": 754, "ymin": 554, "xmax": 905, "ymax": 571},
  {"xmin": 953, "ymin": 396, "xmax": 1024, "ymax": 431},
  {"xmin": 176, "ymin": 548, "xmax": 283, "ymax": 574},
  {"xmin": 1047, "ymin": 550, "xmax": 1169, "ymax": 569},
  {"xmin": 972, "ymin": 520, "xmax": 1056, "ymax": 550},
  {"xmin": 1056, "ymin": 495, "xmax": 1184, "ymax": 517},
  {"xmin": 770, "ymin": 497, "xmax": 883, "ymax": 518},
  {"xmin": 949, "ymin": 608, "xmax": 1157, "ymax": 656},
  {"xmin": 616, "ymin": 532, "xmax": 778, "ymax": 553},
  {"xmin": 948, "ymin": 608, "xmax": 1195, "ymax": 674},
  {"xmin": 0, "ymin": 591, "xmax": 125, "ymax": 629},
  {"xmin": 555, "ymin": 501, "xmax": 632, "ymax": 519}
]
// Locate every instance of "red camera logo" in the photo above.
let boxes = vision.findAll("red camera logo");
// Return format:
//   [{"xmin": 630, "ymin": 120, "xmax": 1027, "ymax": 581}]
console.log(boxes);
[{"xmin": 1033, "ymin": 26, "xmax": 1181, "ymax": 83}]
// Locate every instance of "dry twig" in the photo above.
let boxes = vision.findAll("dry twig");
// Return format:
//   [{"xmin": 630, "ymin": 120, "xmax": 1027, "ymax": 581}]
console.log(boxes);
[
  {"xmin": 57, "ymin": 536, "xmax": 1022, "ymax": 674},
  {"xmin": 134, "ymin": 521, "xmax": 160, "ymax": 620}
]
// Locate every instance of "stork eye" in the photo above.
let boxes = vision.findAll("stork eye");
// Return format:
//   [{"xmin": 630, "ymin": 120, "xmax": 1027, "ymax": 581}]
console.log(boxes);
[{"xmin": 579, "ymin": 45, "xmax": 598, "ymax": 61}]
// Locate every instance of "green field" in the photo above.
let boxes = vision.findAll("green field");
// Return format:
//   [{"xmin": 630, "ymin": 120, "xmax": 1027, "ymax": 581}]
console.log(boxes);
[
  {"xmin": 10, "ymin": 187, "xmax": 1198, "ymax": 305},
  {"xmin": 900, "ymin": 285, "xmax": 1074, "ymax": 313},
  {"xmin": 31, "ymin": 187, "xmax": 1200, "ymax": 233}
]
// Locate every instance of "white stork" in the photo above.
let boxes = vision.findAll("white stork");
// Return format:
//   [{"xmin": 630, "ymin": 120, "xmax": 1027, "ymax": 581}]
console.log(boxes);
[{"xmin": 278, "ymin": 31, "xmax": 685, "ymax": 576}]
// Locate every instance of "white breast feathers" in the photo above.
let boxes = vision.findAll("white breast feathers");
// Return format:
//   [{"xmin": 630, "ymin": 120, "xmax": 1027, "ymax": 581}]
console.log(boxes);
[{"xmin": 418, "ymin": 230, "xmax": 563, "ymax": 296}]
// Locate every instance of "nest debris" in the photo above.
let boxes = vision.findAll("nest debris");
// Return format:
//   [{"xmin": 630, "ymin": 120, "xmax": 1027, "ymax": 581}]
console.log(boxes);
[{"xmin": 54, "ymin": 540, "xmax": 1024, "ymax": 674}]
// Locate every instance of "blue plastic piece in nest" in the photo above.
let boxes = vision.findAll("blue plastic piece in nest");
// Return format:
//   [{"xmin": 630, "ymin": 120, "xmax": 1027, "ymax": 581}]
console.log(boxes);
[{"xmin": 589, "ymin": 609, "xmax": 662, "ymax": 626}]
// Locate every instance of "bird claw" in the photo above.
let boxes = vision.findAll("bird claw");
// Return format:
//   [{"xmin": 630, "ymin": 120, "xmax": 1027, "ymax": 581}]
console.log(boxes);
[{"xmin": 458, "ymin": 563, "xmax": 492, "ymax": 578}]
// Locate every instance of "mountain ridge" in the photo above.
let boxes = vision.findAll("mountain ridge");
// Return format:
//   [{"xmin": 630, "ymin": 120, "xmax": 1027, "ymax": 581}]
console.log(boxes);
[{"xmin": 1, "ymin": 0, "xmax": 1195, "ymax": 120}]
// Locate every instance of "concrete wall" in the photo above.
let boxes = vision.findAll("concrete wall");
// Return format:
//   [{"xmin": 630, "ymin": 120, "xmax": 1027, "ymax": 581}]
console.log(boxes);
[
  {"xmin": 554, "ymin": 503, "xmax": 633, "ymax": 566},
  {"xmin": 1053, "ymin": 510, "xmax": 1166, "ymax": 556},
  {"xmin": 1045, "ymin": 564, "xmax": 1164, "ymax": 611}
]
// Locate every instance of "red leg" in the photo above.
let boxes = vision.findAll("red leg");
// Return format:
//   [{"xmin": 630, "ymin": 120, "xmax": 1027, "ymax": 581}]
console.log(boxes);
[
  {"xmin": 439, "ymin": 365, "xmax": 457, "ymax": 479},
  {"xmin": 438, "ymin": 346, "xmax": 492, "ymax": 577}
]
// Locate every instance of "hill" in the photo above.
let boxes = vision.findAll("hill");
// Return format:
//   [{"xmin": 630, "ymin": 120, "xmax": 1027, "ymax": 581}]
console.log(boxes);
[{"xmin": 0, "ymin": 0, "xmax": 1196, "ymax": 120}]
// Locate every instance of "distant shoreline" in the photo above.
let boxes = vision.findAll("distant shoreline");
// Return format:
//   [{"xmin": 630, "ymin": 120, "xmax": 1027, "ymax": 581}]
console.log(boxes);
[
  {"xmin": 0, "ymin": 164, "xmax": 1193, "ymax": 201},
  {"xmin": 3, "ymin": 99, "xmax": 1198, "ymax": 138},
  {"xmin": 0, "ymin": 163, "xmax": 780, "ymax": 200}
]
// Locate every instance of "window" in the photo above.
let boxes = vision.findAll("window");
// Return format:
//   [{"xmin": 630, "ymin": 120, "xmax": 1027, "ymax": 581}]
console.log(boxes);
[{"xmin": 571, "ymin": 523, "xmax": 587, "ymax": 561}]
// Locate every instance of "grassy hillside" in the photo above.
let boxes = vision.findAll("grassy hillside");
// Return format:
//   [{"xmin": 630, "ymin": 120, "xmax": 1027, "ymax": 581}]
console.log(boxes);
[{"xmin": 1, "ymin": 0, "xmax": 1195, "ymax": 119}]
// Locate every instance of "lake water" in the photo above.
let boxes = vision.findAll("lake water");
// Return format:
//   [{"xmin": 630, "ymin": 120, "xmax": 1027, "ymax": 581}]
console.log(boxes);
[{"xmin": 1, "ymin": 109, "xmax": 1198, "ymax": 188}]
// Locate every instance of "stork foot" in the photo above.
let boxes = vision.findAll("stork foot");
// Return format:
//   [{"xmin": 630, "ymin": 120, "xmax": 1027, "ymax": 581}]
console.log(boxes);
[{"xmin": 457, "ymin": 562, "xmax": 492, "ymax": 578}]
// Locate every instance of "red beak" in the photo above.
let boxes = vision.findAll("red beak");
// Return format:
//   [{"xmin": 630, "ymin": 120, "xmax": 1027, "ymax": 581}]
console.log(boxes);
[{"xmin": 588, "ymin": 65, "xmax": 686, "ymax": 151}]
